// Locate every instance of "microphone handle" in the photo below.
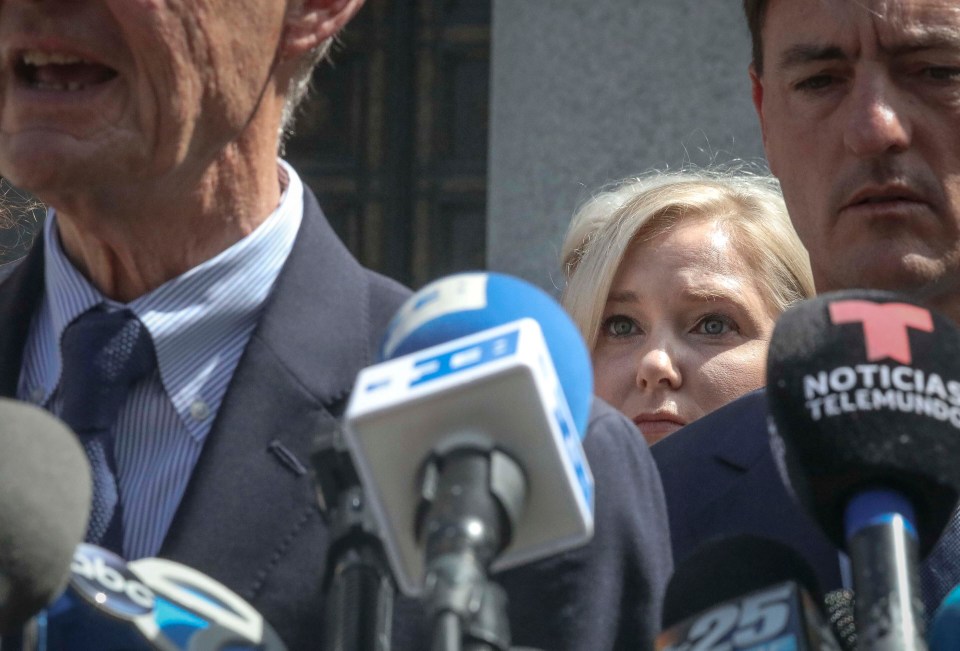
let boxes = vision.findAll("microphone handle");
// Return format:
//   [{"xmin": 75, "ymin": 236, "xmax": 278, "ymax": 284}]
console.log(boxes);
[
  {"xmin": 324, "ymin": 487, "xmax": 395, "ymax": 651},
  {"xmin": 848, "ymin": 518, "xmax": 927, "ymax": 651},
  {"xmin": 324, "ymin": 543, "xmax": 395, "ymax": 651}
]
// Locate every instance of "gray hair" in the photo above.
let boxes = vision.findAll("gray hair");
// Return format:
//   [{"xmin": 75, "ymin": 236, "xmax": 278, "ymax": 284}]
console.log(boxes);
[
  {"xmin": 560, "ymin": 166, "xmax": 816, "ymax": 350},
  {"xmin": 279, "ymin": 37, "xmax": 336, "ymax": 142}
]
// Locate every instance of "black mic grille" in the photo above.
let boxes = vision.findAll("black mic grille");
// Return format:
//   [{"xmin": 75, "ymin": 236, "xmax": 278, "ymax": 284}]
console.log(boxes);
[{"xmin": 766, "ymin": 290, "xmax": 960, "ymax": 555}]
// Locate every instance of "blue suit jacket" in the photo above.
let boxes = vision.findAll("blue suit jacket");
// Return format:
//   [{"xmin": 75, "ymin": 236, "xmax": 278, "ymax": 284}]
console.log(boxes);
[
  {"xmin": 650, "ymin": 389, "xmax": 844, "ymax": 594},
  {"xmin": 0, "ymin": 187, "xmax": 673, "ymax": 649}
]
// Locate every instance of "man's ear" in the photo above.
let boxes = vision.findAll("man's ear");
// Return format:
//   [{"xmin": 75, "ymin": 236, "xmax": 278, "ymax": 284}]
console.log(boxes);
[
  {"xmin": 749, "ymin": 63, "xmax": 774, "ymax": 169},
  {"xmin": 750, "ymin": 63, "xmax": 777, "ymax": 176},
  {"xmin": 282, "ymin": 0, "xmax": 367, "ymax": 60}
]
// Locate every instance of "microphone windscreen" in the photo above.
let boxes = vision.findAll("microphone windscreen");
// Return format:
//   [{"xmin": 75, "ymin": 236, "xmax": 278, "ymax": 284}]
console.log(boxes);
[
  {"xmin": 661, "ymin": 534, "xmax": 822, "ymax": 630},
  {"xmin": 766, "ymin": 290, "xmax": 960, "ymax": 555},
  {"xmin": 0, "ymin": 398, "xmax": 91, "ymax": 633},
  {"xmin": 378, "ymin": 272, "xmax": 592, "ymax": 437}
]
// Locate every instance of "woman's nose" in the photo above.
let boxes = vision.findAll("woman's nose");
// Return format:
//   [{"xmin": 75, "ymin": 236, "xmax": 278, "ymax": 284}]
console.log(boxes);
[{"xmin": 635, "ymin": 343, "xmax": 682, "ymax": 390}]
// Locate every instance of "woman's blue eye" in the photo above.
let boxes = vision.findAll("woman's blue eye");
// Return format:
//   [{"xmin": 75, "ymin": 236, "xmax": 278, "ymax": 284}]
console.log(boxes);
[
  {"xmin": 698, "ymin": 315, "xmax": 734, "ymax": 335},
  {"xmin": 603, "ymin": 315, "xmax": 636, "ymax": 337}
]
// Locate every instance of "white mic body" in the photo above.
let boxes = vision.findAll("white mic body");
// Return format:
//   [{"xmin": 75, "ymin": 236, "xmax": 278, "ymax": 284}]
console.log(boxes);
[{"xmin": 345, "ymin": 317, "xmax": 594, "ymax": 596}]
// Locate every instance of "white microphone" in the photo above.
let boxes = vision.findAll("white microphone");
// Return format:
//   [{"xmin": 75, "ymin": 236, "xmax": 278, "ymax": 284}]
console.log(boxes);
[{"xmin": 344, "ymin": 272, "xmax": 595, "ymax": 597}]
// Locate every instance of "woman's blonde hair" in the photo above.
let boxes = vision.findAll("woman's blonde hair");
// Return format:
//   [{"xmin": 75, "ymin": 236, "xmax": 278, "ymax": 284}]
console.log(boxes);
[{"xmin": 560, "ymin": 167, "xmax": 815, "ymax": 349}]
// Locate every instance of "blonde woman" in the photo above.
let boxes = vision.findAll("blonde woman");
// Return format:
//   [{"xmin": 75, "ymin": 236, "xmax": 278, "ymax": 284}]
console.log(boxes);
[{"xmin": 562, "ymin": 169, "xmax": 814, "ymax": 445}]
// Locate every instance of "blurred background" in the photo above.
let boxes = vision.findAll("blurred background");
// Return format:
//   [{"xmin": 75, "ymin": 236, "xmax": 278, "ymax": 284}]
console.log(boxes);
[{"xmin": 1, "ymin": 0, "xmax": 763, "ymax": 294}]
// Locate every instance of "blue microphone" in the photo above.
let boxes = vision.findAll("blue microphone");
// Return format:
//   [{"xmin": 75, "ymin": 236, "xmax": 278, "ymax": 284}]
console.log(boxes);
[
  {"xmin": 379, "ymin": 271, "xmax": 593, "ymax": 435},
  {"xmin": 346, "ymin": 271, "xmax": 595, "ymax": 649}
]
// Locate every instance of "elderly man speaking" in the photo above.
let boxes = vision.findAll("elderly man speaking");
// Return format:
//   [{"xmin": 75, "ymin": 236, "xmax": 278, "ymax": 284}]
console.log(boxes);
[{"xmin": 0, "ymin": 1, "xmax": 672, "ymax": 649}]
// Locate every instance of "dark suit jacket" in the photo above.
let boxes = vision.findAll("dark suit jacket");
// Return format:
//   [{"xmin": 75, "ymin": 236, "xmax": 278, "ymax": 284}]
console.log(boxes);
[
  {"xmin": 1, "ymin": 188, "xmax": 673, "ymax": 649},
  {"xmin": 650, "ymin": 389, "xmax": 844, "ymax": 594},
  {"xmin": 0, "ymin": 188, "xmax": 410, "ymax": 649}
]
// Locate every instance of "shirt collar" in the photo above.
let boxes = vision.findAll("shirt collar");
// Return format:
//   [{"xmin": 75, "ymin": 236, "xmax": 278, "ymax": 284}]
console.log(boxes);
[{"xmin": 38, "ymin": 160, "xmax": 304, "ymax": 437}]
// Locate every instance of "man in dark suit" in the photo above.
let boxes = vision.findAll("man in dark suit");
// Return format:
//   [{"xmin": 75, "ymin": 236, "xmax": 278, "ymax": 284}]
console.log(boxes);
[
  {"xmin": 653, "ymin": 0, "xmax": 960, "ymax": 605},
  {"xmin": 0, "ymin": 1, "xmax": 671, "ymax": 648},
  {"xmin": 653, "ymin": 390, "xmax": 844, "ymax": 592}
]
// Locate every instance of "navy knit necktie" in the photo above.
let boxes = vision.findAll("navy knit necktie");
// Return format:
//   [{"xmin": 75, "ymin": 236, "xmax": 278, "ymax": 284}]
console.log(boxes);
[
  {"xmin": 60, "ymin": 308, "xmax": 155, "ymax": 555},
  {"xmin": 921, "ymin": 509, "xmax": 960, "ymax": 615}
]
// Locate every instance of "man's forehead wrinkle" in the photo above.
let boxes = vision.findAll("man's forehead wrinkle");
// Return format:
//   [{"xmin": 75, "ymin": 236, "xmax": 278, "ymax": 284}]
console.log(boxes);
[
  {"xmin": 773, "ymin": 6, "xmax": 960, "ymax": 70},
  {"xmin": 777, "ymin": 44, "xmax": 848, "ymax": 71},
  {"xmin": 831, "ymin": 0, "xmax": 912, "ymax": 22},
  {"xmin": 883, "ymin": 28, "xmax": 960, "ymax": 55},
  {"xmin": 867, "ymin": 0, "xmax": 960, "ymax": 42}
]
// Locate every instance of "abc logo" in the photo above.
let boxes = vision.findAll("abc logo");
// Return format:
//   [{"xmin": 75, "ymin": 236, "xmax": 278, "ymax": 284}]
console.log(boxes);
[{"xmin": 70, "ymin": 543, "xmax": 155, "ymax": 618}]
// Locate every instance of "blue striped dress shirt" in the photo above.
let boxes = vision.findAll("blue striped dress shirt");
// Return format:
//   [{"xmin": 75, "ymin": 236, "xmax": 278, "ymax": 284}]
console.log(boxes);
[{"xmin": 17, "ymin": 160, "xmax": 304, "ymax": 560}]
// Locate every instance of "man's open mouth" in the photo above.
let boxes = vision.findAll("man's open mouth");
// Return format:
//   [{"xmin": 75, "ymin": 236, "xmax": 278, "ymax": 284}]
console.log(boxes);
[{"xmin": 15, "ymin": 50, "xmax": 117, "ymax": 92}]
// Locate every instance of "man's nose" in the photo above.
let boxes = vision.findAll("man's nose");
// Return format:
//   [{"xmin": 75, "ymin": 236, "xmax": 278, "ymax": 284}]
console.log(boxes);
[
  {"xmin": 843, "ymin": 73, "xmax": 911, "ymax": 158},
  {"xmin": 635, "ymin": 343, "xmax": 682, "ymax": 391}
]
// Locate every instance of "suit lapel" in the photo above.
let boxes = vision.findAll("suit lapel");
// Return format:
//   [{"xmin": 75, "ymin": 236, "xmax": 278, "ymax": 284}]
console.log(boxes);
[
  {"xmin": 159, "ymin": 188, "xmax": 376, "ymax": 595},
  {"xmin": 707, "ymin": 389, "xmax": 770, "ymax": 473},
  {"xmin": 682, "ymin": 390, "xmax": 772, "ymax": 520}
]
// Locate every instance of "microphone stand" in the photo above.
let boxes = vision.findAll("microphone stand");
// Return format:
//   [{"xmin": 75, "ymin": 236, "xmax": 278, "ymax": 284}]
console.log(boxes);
[
  {"xmin": 315, "ymin": 432, "xmax": 395, "ymax": 651},
  {"xmin": 417, "ymin": 447, "xmax": 531, "ymax": 651}
]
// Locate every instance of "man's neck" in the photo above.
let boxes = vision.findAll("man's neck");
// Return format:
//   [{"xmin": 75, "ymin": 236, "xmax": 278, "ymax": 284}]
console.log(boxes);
[{"xmin": 52, "ymin": 140, "xmax": 282, "ymax": 303}]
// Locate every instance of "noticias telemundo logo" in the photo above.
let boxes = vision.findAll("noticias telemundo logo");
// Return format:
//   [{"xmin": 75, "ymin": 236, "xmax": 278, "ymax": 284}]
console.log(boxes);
[{"xmin": 800, "ymin": 299, "xmax": 960, "ymax": 427}]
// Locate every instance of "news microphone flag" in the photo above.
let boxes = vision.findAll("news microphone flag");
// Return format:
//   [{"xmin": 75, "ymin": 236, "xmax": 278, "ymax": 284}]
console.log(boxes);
[
  {"xmin": 345, "ymin": 272, "xmax": 594, "ymax": 596},
  {"xmin": 379, "ymin": 271, "xmax": 593, "ymax": 434},
  {"xmin": 37, "ymin": 544, "xmax": 286, "ymax": 650},
  {"xmin": 657, "ymin": 535, "xmax": 840, "ymax": 651},
  {"xmin": 766, "ymin": 290, "xmax": 960, "ymax": 555},
  {"xmin": 658, "ymin": 582, "xmax": 840, "ymax": 651},
  {"xmin": 766, "ymin": 290, "xmax": 960, "ymax": 650}
]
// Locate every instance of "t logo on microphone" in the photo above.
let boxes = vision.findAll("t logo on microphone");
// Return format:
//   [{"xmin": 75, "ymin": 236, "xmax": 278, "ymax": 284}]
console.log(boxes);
[{"xmin": 829, "ymin": 300, "xmax": 934, "ymax": 365}]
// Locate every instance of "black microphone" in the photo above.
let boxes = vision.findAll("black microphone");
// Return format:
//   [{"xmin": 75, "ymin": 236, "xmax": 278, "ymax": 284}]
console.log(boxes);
[
  {"xmin": 767, "ymin": 290, "xmax": 960, "ymax": 650},
  {"xmin": 657, "ymin": 535, "xmax": 841, "ymax": 650},
  {"xmin": 0, "ymin": 398, "xmax": 91, "ymax": 635}
]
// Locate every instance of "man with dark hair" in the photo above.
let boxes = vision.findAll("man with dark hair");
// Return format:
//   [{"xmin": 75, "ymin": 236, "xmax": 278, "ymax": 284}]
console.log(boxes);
[
  {"xmin": 742, "ymin": 0, "xmax": 767, "ymax": 76},
  {"xmin": 0, "ymin": 1, "xmax": 671, "ymax": 648},
  {"xmin": 654, "ymin": 0, "xmax": 960, "ymax": 610}
]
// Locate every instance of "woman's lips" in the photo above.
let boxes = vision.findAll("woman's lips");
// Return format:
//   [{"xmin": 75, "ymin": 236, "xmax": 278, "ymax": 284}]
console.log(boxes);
[{"xmin": 632, "ymin": 415, "xmax": 685, "ymax": 444}]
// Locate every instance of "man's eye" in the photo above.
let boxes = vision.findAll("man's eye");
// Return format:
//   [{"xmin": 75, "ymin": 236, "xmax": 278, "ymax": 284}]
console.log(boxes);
[
  {"xmin": 602, "ymin": 315, "xmax": 637, "ymax": 337},
  {"xmin": 924, "ymin": 66, "xmax": 960, "ymax": 81},
  {"xmin": 795, "ymin": 74, "xmax": 835, "ymax": 91}
]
